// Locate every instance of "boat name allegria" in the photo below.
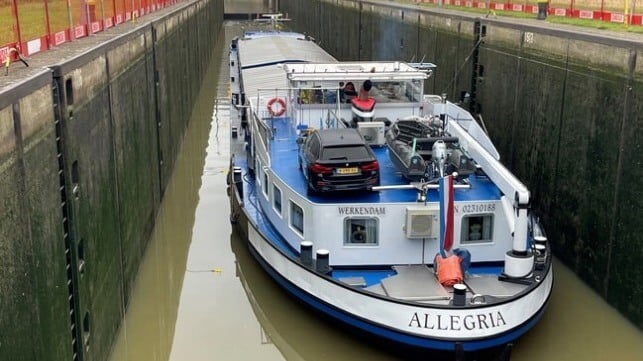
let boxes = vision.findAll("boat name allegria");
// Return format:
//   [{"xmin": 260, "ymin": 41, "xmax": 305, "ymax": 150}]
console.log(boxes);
[
  {"xmin": 338, "ymin": 206, "xmax": 386, "ymax": 216},
  {"xmin": 408, "ymin": 311, "xmax": 506, "ymax": 331}
]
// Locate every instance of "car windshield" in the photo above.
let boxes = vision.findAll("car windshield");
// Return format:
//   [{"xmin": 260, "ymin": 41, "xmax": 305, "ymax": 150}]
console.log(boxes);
[{"xmin": 322, "ymin": 146, "xmax": 370, "ymax": 161}]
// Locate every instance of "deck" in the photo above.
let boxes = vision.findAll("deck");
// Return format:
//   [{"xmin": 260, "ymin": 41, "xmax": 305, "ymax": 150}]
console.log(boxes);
[
  {"xmin": 327, "ymin": 262, "xmax": 530, "ymax": 304},
  {"xmin": 267, "ymin": 117, "xmax": 503, "ymax": 204}
]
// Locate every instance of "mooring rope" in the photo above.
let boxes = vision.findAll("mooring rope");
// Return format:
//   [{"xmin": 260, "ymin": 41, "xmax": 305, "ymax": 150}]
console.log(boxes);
[{"xmin": 440, "ymin": 37, "xmax": 484, "ymax": 96}]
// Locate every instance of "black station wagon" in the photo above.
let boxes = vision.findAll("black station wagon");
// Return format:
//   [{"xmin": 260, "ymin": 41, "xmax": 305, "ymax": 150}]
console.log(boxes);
[{"xmin": 298, "ymin": 128, "xmax": 380, "ymax": 195}]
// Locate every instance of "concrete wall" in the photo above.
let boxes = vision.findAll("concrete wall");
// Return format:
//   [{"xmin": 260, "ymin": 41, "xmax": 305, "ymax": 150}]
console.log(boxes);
[
  {"xmin": 0, "ymin": 1, "xmax": 224, "ymax": 360},
  {"xmin": 282, "ymin": 0, "xmax": 643, "ymax": 328},
  {"xmin": 0, "ymin": 71, "xmax": 70, "ymax": 361}
]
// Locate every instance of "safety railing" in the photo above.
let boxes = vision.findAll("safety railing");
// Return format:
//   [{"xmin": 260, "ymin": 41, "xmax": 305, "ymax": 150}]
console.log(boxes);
[
  {"xmin": 415, "ymin": 0, "xmax": 642, "ymax": 26},
  {"xmin": 0, "ymin": 0, "xmax": 179, "ymax": 65}
]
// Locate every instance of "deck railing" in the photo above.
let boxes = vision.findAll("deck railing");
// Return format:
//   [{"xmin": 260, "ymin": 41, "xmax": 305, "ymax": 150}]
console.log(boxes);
[{"xmin": 251, "ymin": 111, "xmax": 272, "ymax": 168}]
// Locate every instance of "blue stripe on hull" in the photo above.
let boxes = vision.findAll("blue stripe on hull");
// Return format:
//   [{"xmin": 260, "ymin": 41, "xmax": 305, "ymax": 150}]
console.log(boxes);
[{"xmin": 246, "ymin": 235, "xmax": 550, "ymax": 352}]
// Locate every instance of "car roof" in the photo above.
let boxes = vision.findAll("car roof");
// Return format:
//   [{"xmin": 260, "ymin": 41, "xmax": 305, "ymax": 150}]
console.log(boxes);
[{"xmin": 316, "ymin": 128, "xmax": 366, "ymax": 147}]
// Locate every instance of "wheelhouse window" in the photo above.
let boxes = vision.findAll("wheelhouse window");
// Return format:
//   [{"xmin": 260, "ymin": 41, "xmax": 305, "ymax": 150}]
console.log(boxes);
[
  {"xmin": 273, "ymin": 185, "xmax": 282, "ymax": 214},
  {"xmin": 460, "ymin": 215, "xmax": 493, "ymax": 244},
  {"xmin": 290, "ymin": 201, "xmax": 304, "ymax": 235},
  {"xmin": 344, "ymin": 218, "xmax": 378, "ymax": 245},
  {"xmin": 308, "ymin": 134, "xmax": 320, "ymax": 158}
]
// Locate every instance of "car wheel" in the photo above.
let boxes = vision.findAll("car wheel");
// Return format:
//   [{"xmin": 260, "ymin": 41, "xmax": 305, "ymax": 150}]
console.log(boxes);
[{"xmin": 307, "ymin": 183, "xmax": 317, "ymax": 196}]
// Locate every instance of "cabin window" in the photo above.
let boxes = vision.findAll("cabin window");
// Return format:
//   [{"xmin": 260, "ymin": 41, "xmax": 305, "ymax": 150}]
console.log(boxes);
[
  {"xmin": 410, "ymin": 79, "xmax": 422, "ymax": 102},
  {"xmin": 262, "ymin": 169, "xmax": 269, "ymax": 199},
  {"xmin": 344, "ymin": 218, "xmax": 378, "ymax": 245},
  {"xmin": 357, "ymin": 79, "xmax": 423, "ymax": 103},
  {"xmin": 308, "ymin": 134, "xmax": 321, "ymax": 159},
  {"xmin": 273, "ymin": 185, "xmax": 282, "ymax": 214},
  {"xmin": 460, "ymin": 215, "xmax": 493, "ymax": 244},
  {"xmin": 298, "ymin": 88, "xmax": 335, "ymax": 104},
  {"xmin": 290, "ymin": 201, "xmax": 304, "ymax": 235}
]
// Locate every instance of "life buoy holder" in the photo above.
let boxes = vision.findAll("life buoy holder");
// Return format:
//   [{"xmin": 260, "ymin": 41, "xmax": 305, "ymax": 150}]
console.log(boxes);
[{"xmin": 267, "ymin": 97, "xmax": 286, "ymax": 117}]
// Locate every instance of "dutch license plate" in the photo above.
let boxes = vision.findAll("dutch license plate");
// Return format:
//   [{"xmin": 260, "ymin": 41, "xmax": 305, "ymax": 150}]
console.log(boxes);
[{"xmin": 337, "ymin": 167, "xmax": 358, "ymax": 174}]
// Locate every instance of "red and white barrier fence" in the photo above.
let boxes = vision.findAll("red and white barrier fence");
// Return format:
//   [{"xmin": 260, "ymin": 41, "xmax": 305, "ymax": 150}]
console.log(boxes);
[
  {"xmin": 1, "ymin": 0, "xmax": 179, "ymax": 65},
  {"xmin": 416, "ymin": 0, "xmax": 642, "ymax": 25}
]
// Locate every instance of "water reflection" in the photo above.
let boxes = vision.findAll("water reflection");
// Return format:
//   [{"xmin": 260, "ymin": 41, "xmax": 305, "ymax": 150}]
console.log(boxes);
[
  {"xmin": 107, "ymin": 22, "xmax": 228, "ymax": 361},
  {"xmin": 224, "ymin": 0, "xmax": 271, "ymax": 14},
  {"xmin": 512, "ymin": 258, "xmax": 643, "ymax": 361},
  {"xmin": 230, "ymin": 231, "xmax": 406, "ymax": 361}
]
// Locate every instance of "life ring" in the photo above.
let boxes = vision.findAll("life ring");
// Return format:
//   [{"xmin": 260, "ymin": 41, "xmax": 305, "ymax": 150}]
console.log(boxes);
[{"xmin": 267, "ymin": 97, "xmax": 286, "ymax": 117}]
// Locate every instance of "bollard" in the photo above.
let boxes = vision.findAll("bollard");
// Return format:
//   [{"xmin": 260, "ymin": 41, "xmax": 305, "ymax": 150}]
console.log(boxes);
[
  {"xmin": 315, "ymin": 249, "xmax": 331, "ymax": 274},
  {"xmin": 453, "ymin": 283, "xmax": 467, "ymax": 306},
  {"xmin": 537, "ymin": 1, "xmax": 548, "ymax": 20},
  {"xmin": 534, "ymin": 244, "xmax": 547, "ymax": 269},
  {"xmin": 300, "ymin": 241, "xmax": 313, "ymax": 268}
]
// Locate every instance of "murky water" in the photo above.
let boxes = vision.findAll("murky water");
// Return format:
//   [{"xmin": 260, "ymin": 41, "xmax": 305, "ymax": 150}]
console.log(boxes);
[
  {"xmin": 224, "ymin": 0, "xmax": 272, "ymax": 14},
  {"xmin": 107, "ymin": 22, "xmax": 642, "ymax": 361}
]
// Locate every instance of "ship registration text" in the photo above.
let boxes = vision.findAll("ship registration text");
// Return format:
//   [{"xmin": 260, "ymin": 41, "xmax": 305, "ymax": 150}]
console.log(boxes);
[
  {"xmin": 454, "ymin": 203, "xmax": 496, "ymax": 214},
  {"xmin": 408, "ymin": 311, "xmax": 506, "ymax": 331}
]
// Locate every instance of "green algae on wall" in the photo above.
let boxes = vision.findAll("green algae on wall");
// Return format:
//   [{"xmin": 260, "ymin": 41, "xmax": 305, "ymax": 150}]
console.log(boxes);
[{"xmin": 0, "ymin": 1, "xmax": 224, "ymax": 360}]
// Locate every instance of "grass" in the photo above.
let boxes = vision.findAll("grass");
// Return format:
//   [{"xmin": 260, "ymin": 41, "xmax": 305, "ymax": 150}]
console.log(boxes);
[
  {"xmin": 547, "ymin": 15, "xmax": 643, "ymax": 32},
  {"xmin": 0, "ymin": 0, "xmax": 118, "ymax": 45},
  {"xmin": 0, "ymin": 0, "xmax": 79, "ymax": 44},
  {"xmin": 414, "ymin": 2, "xmax": 643, "ymax": 33}
]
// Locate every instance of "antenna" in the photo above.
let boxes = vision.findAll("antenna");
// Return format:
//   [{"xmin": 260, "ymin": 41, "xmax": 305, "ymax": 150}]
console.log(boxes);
[
  {"xmin": 255, "ymin": 13, "xmax": 292, "ymax": 29},
  {"xmin": 408, "ymin": 61, "xmax": 436, "ymax": 74}
]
